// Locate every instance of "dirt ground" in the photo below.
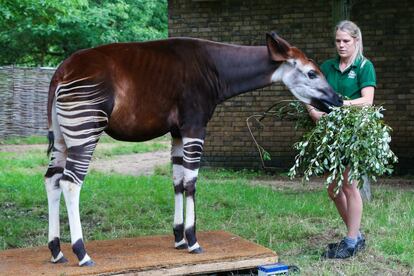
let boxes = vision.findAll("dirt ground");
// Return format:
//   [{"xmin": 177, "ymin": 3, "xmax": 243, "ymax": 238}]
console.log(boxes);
[{"xmin": 89, "ymin": 150, "xmax": 170, "ymax": 176}]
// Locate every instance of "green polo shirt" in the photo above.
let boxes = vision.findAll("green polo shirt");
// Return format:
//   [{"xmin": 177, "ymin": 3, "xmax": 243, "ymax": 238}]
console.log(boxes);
[{"xmin": 320, "ymin": 56, "xmax": 376, "ymax": 100}]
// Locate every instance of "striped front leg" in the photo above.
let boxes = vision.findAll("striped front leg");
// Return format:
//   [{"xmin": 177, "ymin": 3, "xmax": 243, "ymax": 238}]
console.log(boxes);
[
  {"xmin": 171, "ymin": 137, "xmax": 187, "ymax": 249},
  {"xmin": 182, "ymin": 137, "xmax": 204, "ymax": 253}
]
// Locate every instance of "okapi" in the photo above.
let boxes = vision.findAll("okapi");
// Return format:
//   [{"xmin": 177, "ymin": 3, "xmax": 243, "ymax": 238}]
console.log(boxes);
[{"xmin": 44, "ymin": 32, "xmax": 342, "ymax": 266}]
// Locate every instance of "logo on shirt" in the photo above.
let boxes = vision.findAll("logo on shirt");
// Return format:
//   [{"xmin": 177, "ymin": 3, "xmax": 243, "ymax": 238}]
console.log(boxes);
[{"xmin": 348, "ymin": 70, "xmax": 356, "ymax": 79}]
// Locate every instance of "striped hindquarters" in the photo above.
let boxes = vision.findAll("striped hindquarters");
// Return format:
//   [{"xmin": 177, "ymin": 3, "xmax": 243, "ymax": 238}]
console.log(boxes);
[{"xmin": 54, "ymin": 77, "xmax": 113, "ymax": 185}]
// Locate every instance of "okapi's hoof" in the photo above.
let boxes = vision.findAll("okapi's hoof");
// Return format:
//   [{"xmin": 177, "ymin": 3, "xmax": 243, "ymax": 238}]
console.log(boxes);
[
  {"xmin": 80, "ymin": 260, "xmax": 95, "ymax": 267},
  {"xmin": 189, "ymin": 247, "xmax": 204, "ymax": 254},
  {"xmin": 175, "ymin": 243, "xmax": 188, "ymax": 250},
  {"xmin": 51, "ymin": 256, "xmax": 68, "ymax": 264}
]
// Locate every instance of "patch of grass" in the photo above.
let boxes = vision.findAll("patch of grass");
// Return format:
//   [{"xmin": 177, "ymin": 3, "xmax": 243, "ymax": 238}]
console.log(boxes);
[
  {"xmin": 153, "ymin": 163, "xmax": 171, "ymax": 176},
  {"xmin": 0, "ymin": 150, "xmax": 413, "ymax": 274},
  {"xmin": 0, "ymin": 152, "xmax": 49, "ymax": 174},
  {"xmin": 199, "ymin": 167, "xmax": 274, "ymax": 180},
  {"xmin": 0, "ymin": 135, "xmax": 48, "ymax": 145}
]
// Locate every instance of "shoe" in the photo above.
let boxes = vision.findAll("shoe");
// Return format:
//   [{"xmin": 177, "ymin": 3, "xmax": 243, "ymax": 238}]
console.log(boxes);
[
  {"xmin": 321, "ymin": 238, "xmax": 358, "ymax": 259},
  {"xmin": 327, "ymin": 234, "xmax": 365, "ymax": 251}
]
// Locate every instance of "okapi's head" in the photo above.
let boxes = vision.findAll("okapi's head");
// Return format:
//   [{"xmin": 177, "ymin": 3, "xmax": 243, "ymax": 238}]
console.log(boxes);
[{"xmin": 266, "ymin": 32, "xmax": 343, "ymax": 113}]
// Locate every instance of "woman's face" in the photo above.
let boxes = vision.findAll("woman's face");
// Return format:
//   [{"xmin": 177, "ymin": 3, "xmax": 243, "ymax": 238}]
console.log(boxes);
[{"xmin": 335, "ymin": 30, "xmax": 357, "ymax": 61}]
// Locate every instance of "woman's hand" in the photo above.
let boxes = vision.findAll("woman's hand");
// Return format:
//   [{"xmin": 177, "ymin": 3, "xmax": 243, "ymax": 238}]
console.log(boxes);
[
  {"xmin": 306, "ymin": 105, "xmax": 326, "ymax": 122},
  {"xmin": 343, "ymin": 100, "xmax": 352, "ymax": 106}
]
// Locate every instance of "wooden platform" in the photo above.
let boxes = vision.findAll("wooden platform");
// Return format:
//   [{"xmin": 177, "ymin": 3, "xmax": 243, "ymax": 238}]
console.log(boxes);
[{"xmin": 0, "ymin": 231, "xmax": 277, "ymax": 275}]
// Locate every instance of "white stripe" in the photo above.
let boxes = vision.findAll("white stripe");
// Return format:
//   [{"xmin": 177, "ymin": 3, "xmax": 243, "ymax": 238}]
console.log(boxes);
[
  {"xmin": 57, "ymin": 97, "xmax": 108, "ymax": 108},
  {"xmin": 57, "ymin": 84, "xmax": 102, "ymax": 96},
  {"xmin": 57, "ymin": 108, "xmax": 107, "ymax": 117},
  {"xmin": 63, "ymin": 169, "xmax": 82, "ymax": 185},
  {"xmin": 185, "ymin": 196, "xmax": 195, "ymax": 230},
  {"xmin": 184, "ymin": 143, "xmax": 203, "ymax": 147},
  {"xmin": 59, "ymin": 116, "xmax": 108, "ymax": 127},
  {"xmin": 183, "ymin": 167, "xmax": 199, "ymax": 181},
  {"xmin": 175, "ymin": 239, "xmax": 186, "ymax": 248},
  {"xmin": 57, "ymin": 90, "xmax": 103, "ymax": 100},
  {"xmin": 58, "ymin": 115, "xmax": 108, "ymax": 125},
  {"xmin": 50, "ymin": 251, "xmax": 64, "ymax": 263},
  {"xmin": 45, "ymin": 174, "xmax": 63, "ymax": 241},
  {"xmin": 182, "ymin": 137, "xmax": 204, "ymax": 145},
  {"xmin": 174, "ymin": 194, "xmax": 184, "ymax": 225},
  {"xmin": 60, "ymin": 125, "xmax": 107, "ymax": 136},
  {"xmin": 55, "ymin": 77, "xmax": 95, "ymax": 96},
  {"xmin": 183, "ymin": 149, "xmax": 202, "ymax": 155},
  {"xmin": 183, "ymin": 157, "xmax": 201, "ymax": 163},
  {"xmin": 188, "ymin": 242, "xmax": 200, "ymax": 252},
  {"xmin": 60, "ymin": 132, "xmax": 103, "ymax": 148},
  {"xmin": 56, "ymin": 77, "xmax": 94, "ymax": 88},
  {"xmin": 78, "ymin": 254, "xmax": 92, "ymax": 266},
  {"xmin": 60, "ymin": 180, "xmax": 83, "ymax": 242},
  {"xmin": 183, "ymin": 156, "xmax": 201, "ymax": 161}
]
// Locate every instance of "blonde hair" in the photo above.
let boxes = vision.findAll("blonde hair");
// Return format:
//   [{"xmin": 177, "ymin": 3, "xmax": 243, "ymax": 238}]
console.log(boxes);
[{"xmin": 335, "ymin": 20, "xmax": 364, "ymax": 67}]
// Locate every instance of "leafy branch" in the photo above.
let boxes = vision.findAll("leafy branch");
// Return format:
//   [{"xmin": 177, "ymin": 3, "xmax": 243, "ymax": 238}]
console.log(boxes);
[
  {"xmin": 248, "ymin": 102, "xmax": 398, "ymax": 191},
  {"xmin": 288, "ymin": 105, "xmax": 398, "ymax": 192}
]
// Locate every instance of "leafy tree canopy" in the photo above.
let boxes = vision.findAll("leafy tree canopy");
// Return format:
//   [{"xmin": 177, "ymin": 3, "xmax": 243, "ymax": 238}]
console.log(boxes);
[{"xmin": 0, "ymin": 0, "xmax": 167, "ymax": 66}]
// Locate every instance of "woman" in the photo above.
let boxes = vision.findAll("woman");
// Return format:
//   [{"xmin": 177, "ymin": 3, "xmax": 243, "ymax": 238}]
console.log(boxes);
[{"xmin": 307, "ymin": 20, "xmax": 376, "ymax": 259}]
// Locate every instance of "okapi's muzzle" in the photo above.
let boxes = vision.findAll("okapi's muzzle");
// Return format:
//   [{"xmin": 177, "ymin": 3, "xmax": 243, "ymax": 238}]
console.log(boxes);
[{"xmin": 311, "ymin": 87, "xmax": 343, "ymax": 113}]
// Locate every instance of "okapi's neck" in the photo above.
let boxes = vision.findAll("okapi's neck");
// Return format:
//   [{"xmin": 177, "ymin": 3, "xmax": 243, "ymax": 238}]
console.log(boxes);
[{"xmin": 205, "ymin": 43, "xmax": 279, "ymax": 103}]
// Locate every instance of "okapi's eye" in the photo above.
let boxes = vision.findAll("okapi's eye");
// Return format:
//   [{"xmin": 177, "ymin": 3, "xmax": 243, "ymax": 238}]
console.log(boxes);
[{"xmin": 307, "ymin": 70, "xmax": 317, "ymax": 79}]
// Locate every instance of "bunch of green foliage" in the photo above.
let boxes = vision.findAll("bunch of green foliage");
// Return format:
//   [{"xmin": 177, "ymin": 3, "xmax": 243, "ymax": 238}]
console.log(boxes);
[
  {"xmin": 288, "ymin": 105, "xmax": 398, "ymax": 191},
  {"xmin": 0, "ymin": 0, "xmax": 167, "ymax": 66}
]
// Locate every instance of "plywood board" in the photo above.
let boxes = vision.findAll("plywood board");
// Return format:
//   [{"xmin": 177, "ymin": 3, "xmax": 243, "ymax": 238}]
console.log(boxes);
[{"xmin": 0, "ymin": 231, "xmax": 277, "ymax": 275}]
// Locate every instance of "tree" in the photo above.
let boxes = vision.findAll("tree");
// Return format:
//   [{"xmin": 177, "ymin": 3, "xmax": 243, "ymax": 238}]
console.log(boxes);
[{"xmin": 0, "ymin": 0, "xmax": 167, "ymax": 66}]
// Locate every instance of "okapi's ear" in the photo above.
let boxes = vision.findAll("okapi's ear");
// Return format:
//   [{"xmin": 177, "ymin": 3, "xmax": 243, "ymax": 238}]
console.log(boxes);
[{"xmin": 266, "ymin": 32, "xmax": 291, "ymax": 62}]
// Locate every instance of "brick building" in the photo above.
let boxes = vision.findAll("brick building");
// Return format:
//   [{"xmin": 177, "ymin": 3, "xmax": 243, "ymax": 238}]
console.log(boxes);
[{"xmin": 168, "ymin": 0, "xmax": 414, "ymax": 174}]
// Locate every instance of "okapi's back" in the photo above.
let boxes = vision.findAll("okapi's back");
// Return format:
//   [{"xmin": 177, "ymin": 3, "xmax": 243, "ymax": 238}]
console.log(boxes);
[{"xmin": 47, "ymin": 38, "xmax": 230, "ymax": 142}]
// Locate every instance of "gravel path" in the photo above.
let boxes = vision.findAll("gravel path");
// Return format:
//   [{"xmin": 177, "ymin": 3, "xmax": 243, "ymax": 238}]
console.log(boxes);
[{"xmin": 90, "ymin": 150, "xmax": 170, "ymax": 176}]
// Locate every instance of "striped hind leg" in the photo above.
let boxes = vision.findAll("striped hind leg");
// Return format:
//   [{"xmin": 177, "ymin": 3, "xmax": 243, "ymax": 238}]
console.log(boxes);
[
  {"xmin": 59, "ymin": 135, "xmax": 105, "ymax": 267},
  {"xmin": 55, "ymin": 79, "xmax": 111, "ymax": 266},
  {"xmin": 60, "ymin": 143, "xmax": 100, "ymax": 267},
  {"xmin": 45, "ymin": 102, "xmax": 68, "ymax": 264}
]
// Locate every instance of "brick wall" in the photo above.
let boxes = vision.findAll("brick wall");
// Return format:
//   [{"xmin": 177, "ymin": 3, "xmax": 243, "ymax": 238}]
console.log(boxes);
[
  {"xmin": 168, "ymin": 0, "xmax": 414, "ymax": 174},
  {"xmin": 350, "ymin": 0, "xmax": 414, "ymax": 174}
]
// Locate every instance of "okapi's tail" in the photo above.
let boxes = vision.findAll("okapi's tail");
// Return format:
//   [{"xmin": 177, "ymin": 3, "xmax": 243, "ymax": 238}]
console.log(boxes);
[
  {"xmin": 47, "ymin": 131, "xmax": 54, "ymax": 156},
  {"xmin": 46, "ymin": 73, "xmax": 59, "ymax": 156}
]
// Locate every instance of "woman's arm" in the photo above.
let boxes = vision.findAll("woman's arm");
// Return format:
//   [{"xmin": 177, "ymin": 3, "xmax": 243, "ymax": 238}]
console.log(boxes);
[{"xmin": 343, "ymin": 86, "xmax": 375, "ymax": 106}]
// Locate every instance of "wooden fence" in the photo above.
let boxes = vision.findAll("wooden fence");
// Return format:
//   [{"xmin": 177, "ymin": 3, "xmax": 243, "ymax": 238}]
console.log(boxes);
[{"xmin": 0, "ymin": 66, "xmax": 55, "ymax": 138}]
